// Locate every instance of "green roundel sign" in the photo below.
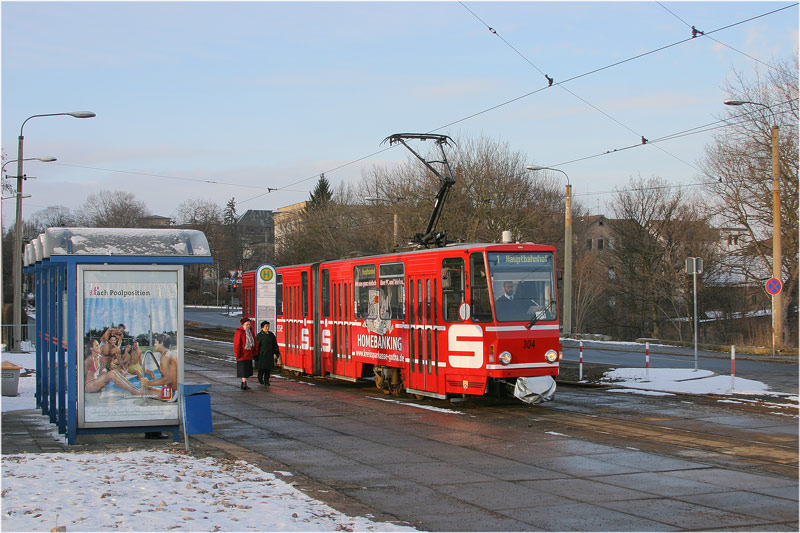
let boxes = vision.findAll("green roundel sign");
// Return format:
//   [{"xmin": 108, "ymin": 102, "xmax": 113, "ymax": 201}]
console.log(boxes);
[{"xmin": 259, "ymin": 268, "xmax": 274, "ymax": 282}]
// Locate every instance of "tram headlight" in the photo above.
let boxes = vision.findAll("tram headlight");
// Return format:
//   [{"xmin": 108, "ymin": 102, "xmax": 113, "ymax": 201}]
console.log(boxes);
[
  {"xmin": 499, "ymin": 351, "xmax": 512, "ymax": 365},
  {"xmin": 544, "ymin": 349, "xmax": 558, "ymax": 363}
]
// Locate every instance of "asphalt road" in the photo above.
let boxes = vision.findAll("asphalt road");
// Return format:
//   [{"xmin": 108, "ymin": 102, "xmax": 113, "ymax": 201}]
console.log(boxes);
[
  {"xmin": 182, "ymin": 335, "xmax": 798, "ymax": 531},
  {"xmin": 184, "ymin": 306, "xmax": 241, "ymax": 328}
]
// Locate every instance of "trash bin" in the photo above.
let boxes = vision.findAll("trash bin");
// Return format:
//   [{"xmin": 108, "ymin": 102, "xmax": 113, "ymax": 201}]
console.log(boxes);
[
  {"xmin": 180, "ymin": 383, "xmax": 213, "ymax": 435},
  {"xmin": 2, "ymin": 361, "xmax": 24, "ymax": 396}
]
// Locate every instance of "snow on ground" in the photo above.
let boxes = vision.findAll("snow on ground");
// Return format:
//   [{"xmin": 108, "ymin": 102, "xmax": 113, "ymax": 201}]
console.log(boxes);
[
  {"xmin": 2, "ymin": 446, "xmax": 415, "ymax": 532},
  {"xmin": 600, "ymin": 367, "xmax": 766, "ymax": 395}
]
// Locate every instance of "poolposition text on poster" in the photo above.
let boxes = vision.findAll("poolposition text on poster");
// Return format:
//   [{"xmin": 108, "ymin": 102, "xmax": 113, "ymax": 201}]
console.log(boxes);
[{"xmin": 78, "ymin": 266, "xmax": 183, "ymax": 428}]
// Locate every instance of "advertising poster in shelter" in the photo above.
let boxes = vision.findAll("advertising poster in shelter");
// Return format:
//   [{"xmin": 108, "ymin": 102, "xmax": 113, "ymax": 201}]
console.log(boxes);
[{"xmin": 78, "ymin": 266, "xmax": 183, "ymax": 427}]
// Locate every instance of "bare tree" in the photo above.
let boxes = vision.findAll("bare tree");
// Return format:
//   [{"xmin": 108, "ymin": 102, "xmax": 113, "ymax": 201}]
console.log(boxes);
[
  {"xmin": 174, "ymin": 198, "xmax": 224, "ymax": 303},
  {"xmin": 76, "ymin": 190, "xmax": 149, "ymax": 228},
  {"xmin": 174, "ymin": 198, "xmax": 222, "ymax": 228},
  {"xmin": 28, "ymin": 206, "xmax": 76, "ymax": 233},
  {"xmin": 700, "ymin": 56, "xmax": 798, "ymax": 347},
  {"xmin": 358, "ymin": 134, "xmax": 563, "ymax": 247},
  {"xmin": 601, "ymin": 176, "xmax": 716, "ymax": 341}
]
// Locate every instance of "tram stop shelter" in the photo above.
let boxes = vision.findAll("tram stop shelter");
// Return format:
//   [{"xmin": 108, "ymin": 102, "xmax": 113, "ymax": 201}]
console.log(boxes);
[{"xmin": 23, "ymin": 227, "xmax": 213, "ymax": 445}]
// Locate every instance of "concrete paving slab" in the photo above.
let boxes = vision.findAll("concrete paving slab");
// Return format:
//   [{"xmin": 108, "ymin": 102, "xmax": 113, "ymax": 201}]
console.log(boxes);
[
  {"xmin": 407, "ymin": 510, "xmax": 538, "ymax": 532},
  {"xmin": 597, "ymin": 497, "xmax": 770, "ymax": 530},
  {"xmin": 327, "ymin": 439, "xmax": 440, "ymax": 465},
  {"xmin": 500, "ymin": 501, "xmax": 670, "ymax": 531},
  {"xmin": 413, "ymin": 444, "xmax": 506, "ymax": 464},
  {"xmin": 520, "ymin": 477, "xmax": 655, "ymax": 502},
  {"xmin": 263, "ymin": 447, "xmax": 361, "ymax": 467},
  {"xmin": 523, "ymin": 438, "xmax": 624, "ymax": 458},
  {"xmin": 666, "ymin": 467, "xmax": 799, "ymax": 490},
  {"xmin": 673, "ymin": 490, "xmax": 800, "ymax": 522},
  {"xmin": 591, "ymin": 449, "xmax": 711, "ymax": 472},
  {"xmin": 718, "ymin": 522, "xmax": 800, "ymax": 531},
  {"xmin": 457, "ymin": 456, "xmax": 568, "ymax": 481},
  {"xmin": 527, "ymin": 454, "xmax": 645, "ymax": 477},
  {"xmin": 434, "ymin": 480, "xmax": 566, "ymax": 510},
  {"xmin": 594, "ymin": 471, "xmax": 731, "ymax": 497},
  {"xmin": 340, "ymin": 484, "xmax": 481, "ymax": 518},
  {"xmin": 288, "ymin": 463, "xmax": 407, "ymax": 490},
  {"xmin": 377, "ymin": 461, "xmax": 497, "ymax": 485},
  {"xmin": 752, "ymin": 484, "xmax": 800, "ymax": 501}
]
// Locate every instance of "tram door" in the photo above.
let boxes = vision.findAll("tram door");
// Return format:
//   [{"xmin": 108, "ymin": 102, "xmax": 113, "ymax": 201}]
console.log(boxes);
[
  {"xmin": 311, "ymin": 263, "xmax": 322, "ymax": 376},
  {"xmin": 320, "ymin": 268, "xmax": 353, "ymax": 379},
  {"xmin": 407, "ymin": 273, "xmax": 440, "ymax": 395}
]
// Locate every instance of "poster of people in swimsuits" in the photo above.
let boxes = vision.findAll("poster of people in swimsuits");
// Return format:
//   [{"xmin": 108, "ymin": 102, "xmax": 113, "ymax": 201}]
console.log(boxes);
[{"xmin": 78, "ymin": 266, "xmax": 183, "ymax": 427}]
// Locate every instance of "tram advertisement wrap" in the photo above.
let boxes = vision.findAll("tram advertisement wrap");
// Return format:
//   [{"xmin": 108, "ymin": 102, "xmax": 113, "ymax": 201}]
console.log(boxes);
[
  {"xmin": 78, "ymin": 266, "xmax": 183, "ymax": 427},
  {"xmin": 354, "ymin": 333, "xmax": 404, "ymax": 363}
]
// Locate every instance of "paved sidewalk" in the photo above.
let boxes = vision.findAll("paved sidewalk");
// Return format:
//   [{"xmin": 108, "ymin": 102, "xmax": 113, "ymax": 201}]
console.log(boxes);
[{"xmin": 1, "ymin": 409, "xmax": 183, "ymax": 455}]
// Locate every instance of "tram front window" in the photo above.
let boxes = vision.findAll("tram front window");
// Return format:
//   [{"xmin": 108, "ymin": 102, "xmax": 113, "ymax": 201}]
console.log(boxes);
[{"xmin": 488, "ymin": 251, "xmax": 556, "ymax": 323}]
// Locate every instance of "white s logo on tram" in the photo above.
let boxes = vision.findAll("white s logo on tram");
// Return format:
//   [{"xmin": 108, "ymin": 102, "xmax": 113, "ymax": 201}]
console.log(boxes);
[
  {"xmin": 321, "ymin": 329, "xmax": 332, "ymax": 353},
  {"xmin": 448, "ymin": 324, "xmax": 483, "ymax": 369},
  {"xmin": 301, "ymin": 328, "xmax": 310, "ymax": 350}
]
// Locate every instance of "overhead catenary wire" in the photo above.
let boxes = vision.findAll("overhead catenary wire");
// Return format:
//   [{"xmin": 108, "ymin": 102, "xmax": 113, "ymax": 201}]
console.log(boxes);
[
  {"xmin": 655, "ymin": 0, "xmax": 788, "ymax": 71},
  {"xmin": 11, "ymin": 5, "xmax": 793, "ymax": 210},
  {"xmin": 452, "ymin": 1, "xmax": 797, "ymax": 177},
  {"xmin": 246, "ymin": 3, "xmax": 798, "ymax": 204},
  {"xmin": 22, "ymin": 101, "xmax": 793, "ymax": 209}
]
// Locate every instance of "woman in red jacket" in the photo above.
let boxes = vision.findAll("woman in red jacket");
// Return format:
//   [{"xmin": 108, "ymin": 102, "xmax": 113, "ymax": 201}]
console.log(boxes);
[{"xmin": 234, "ymin": 318, "xmax": 258, "ymax": 390}]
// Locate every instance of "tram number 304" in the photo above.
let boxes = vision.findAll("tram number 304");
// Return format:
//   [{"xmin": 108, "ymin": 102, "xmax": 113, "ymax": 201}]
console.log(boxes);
[{"xmin": 523, "ymin": 339, "xmax": 536, "ymax": 349}]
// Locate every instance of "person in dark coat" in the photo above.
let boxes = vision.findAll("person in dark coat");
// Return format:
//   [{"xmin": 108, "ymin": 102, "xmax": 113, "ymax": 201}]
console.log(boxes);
[
  {"xmin": 234, "ymin": 318, "xmax": 258, "ymax": 390},
  {"xmin": 255, "ymin": 320, "xmax": 280, "ymax": 386}
]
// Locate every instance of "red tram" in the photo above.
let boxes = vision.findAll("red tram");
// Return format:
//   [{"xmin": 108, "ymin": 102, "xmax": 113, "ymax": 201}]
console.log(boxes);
[{"xmin": 241, "ymin": 242, "xmax": 562, "ymax": 402}]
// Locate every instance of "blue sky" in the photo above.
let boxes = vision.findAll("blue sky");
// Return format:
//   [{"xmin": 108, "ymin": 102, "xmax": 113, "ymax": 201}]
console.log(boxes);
[{"xmin": 2, "ymin": 1, "xmax": 797, "ymax": 228}]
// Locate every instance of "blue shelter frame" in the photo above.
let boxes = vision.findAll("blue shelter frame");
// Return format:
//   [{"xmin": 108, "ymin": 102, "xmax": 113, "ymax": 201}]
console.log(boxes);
[{"xmin": 23, "ymin": 227, "xmax": 212, "ymax": 444}]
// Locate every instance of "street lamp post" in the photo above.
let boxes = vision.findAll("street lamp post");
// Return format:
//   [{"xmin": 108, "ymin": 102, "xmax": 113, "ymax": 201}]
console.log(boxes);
[
  {"xmin": 724, "ymin": 100, "xmax": 782, "ymax": 351},
  {"xmin": 11, "ymin": 112, "xmax": 95, "ymax": 350},
  {"xmin": 526, "ymin": 165, "xmax": 572, "ymax": 336}
]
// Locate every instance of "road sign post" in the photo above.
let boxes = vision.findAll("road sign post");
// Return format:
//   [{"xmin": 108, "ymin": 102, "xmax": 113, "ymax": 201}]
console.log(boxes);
[
  {"xmin": 685, "ymin": 257, "xmax": 703, "ymax": 371},
  {"xmin": 764, "ymin": 278, "xmax": 782, "ymax": 357}
]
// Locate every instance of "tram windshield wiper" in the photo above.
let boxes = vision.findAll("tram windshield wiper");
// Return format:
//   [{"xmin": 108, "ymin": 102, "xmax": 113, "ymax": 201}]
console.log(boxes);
[{"xmin": 525, "ymin": 300, "xmax": 554, "ymax": 330}]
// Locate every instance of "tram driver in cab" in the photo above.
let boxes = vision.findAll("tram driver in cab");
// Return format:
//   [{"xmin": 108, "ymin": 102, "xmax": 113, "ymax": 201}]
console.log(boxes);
[{"xmin": 494, "ymin": 280, "xmax": 515, "ymax": 320}]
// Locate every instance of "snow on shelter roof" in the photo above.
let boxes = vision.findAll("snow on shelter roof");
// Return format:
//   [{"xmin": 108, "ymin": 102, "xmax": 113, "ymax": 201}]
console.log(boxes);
[
  {"xmin": 33, "ymin": 234, "xmax": 44, "ymax": 262},
  {"xmin": 40, "ymin": 227, "xmax": 211, "ymax": 258}
]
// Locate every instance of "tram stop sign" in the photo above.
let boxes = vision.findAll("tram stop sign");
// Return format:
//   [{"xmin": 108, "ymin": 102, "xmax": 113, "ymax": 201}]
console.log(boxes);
[{"xmin": 765, "ymin": 277, "xmax": 783, "ymax": 296}]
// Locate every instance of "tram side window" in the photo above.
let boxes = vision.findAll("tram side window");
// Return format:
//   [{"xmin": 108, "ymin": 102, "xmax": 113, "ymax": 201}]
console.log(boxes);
[
  {"xmin": 441, "ymin": 257, "xmax": 465, "ymax": 322},
  {"xmin": 470, "ymin": 252, "xmax": 492, "ymax": 322},
  {"xmin": 276, "ymin": 275, "xmax": 283, "ymax": 316},
  {"xmin": 379, "ymin": 262, "xmax": 405, "ymax": 320},
  {"xmin": 301, "ymin": 271, "xmax": 309, "ymax": 317},
  {"xmin": 321, "ymin": 269, "xmax": 330, "ymax": 318},
  {"xmin": 354, "ymin": 264, "xmax": 377, "ymax": 319}
]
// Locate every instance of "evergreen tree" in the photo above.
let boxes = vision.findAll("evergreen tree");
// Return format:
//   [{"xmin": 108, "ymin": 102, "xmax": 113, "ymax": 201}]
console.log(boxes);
[
  {"xmin": 305, "ymin": 174, "xmax": 333, "ymax": 212},
  {"xmin": 223, "ymin": 198, "xmax": 238, "ymax": 225}
]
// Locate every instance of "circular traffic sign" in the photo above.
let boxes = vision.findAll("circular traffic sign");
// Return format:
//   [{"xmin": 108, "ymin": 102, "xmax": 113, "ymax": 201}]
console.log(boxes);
[{"xmin": 765, "ymin": 277, "xmax": 782, "ymax": 295}]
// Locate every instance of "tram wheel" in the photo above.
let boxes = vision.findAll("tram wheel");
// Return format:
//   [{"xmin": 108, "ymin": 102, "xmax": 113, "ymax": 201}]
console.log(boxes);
[
  {"xmin": 292, "ymin": 370, "xmax": 302, "ymax": 377},
  {"xmin": 413, "ymin": 394, "xmax": 425, "ymax": 400},
  {"xmin": 374, "ymin": 372, "xmax": 385, "ymax": 390}
]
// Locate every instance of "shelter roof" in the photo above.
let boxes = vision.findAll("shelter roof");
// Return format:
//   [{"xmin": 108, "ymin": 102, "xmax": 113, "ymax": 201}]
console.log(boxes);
[{"xmin": 27, "ymin": 227, "xmax": 211, "ymax": 264}]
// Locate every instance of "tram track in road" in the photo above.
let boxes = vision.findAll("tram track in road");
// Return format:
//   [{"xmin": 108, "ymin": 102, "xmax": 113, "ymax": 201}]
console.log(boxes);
[
  {"xmin": 469, "ymin": 388, "xmax": 799, "ymax": 479},
  {"xmin": 184, "ymin": 334, "xmax": 798, "ymax": 479}
]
